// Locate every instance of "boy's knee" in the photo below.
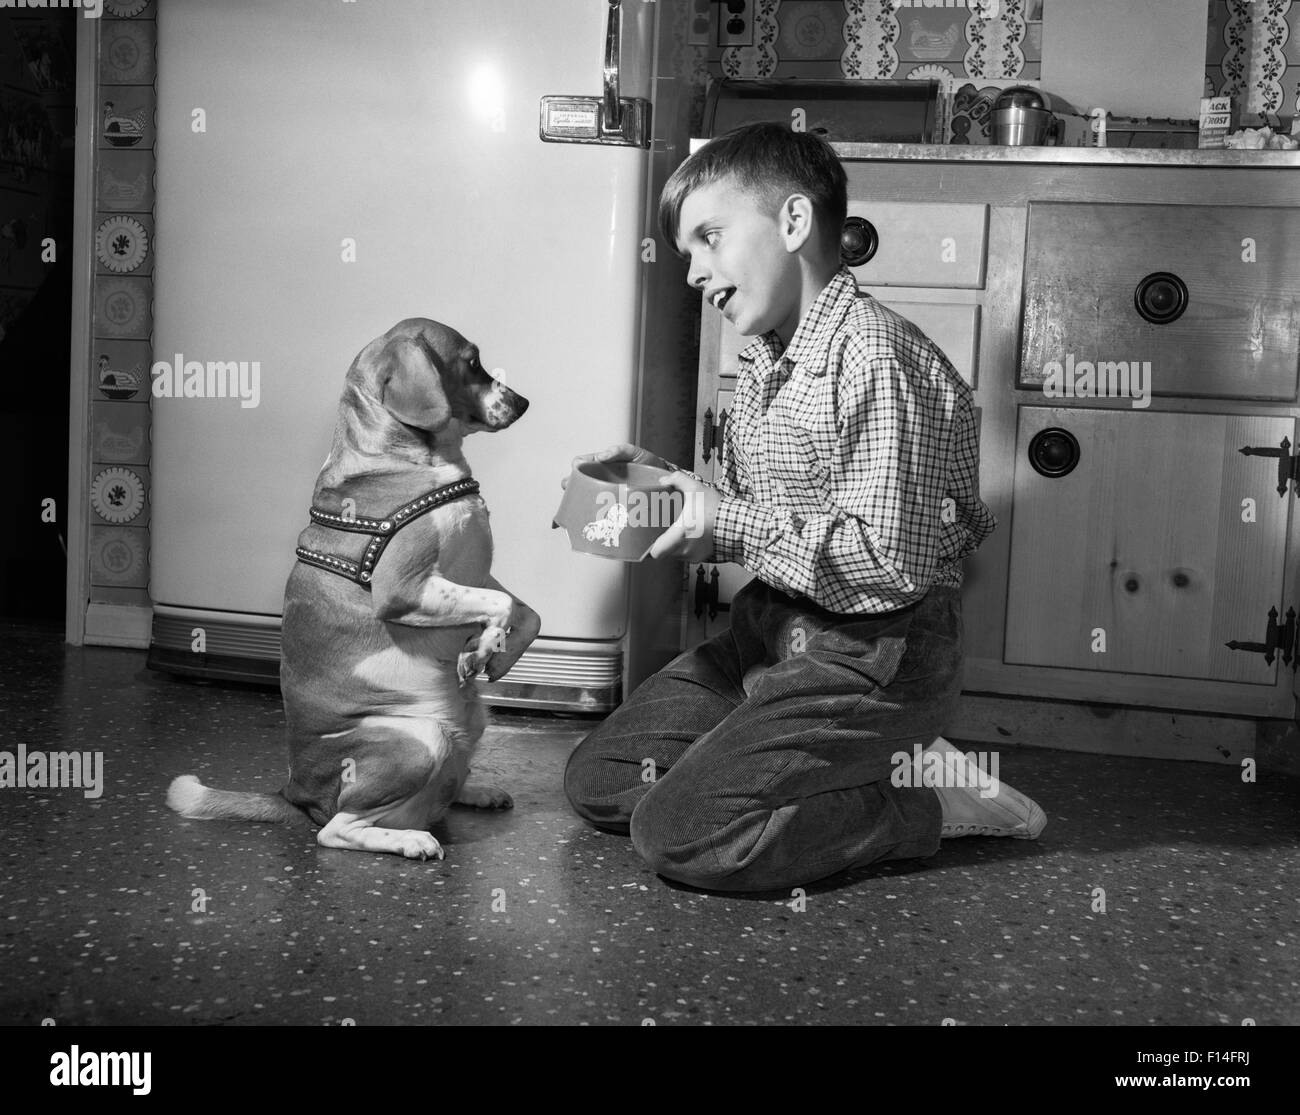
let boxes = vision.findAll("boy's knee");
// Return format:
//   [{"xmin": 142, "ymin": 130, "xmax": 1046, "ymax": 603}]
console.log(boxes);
[
  {"xmin": 562, "ymin": 731, "xmax": 633, "ymax": 832},
  {"xmin": 630, "ymin": 789, "xmax": 736, "ymax": 890}
]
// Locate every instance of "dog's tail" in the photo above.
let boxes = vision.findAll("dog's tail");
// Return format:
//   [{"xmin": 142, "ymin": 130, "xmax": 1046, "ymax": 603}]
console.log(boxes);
[{"xmin": 166, "ymin": 774, "xmax": 302, "ymax": 824}]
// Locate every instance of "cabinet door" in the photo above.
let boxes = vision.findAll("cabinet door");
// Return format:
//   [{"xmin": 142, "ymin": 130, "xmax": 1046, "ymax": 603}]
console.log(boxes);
[
  {"xmin": 1005, "ymin": 407, "xmax": 1293, "ymax": 684},
  {"xmin": 684, "ymin": 385, "xmax": 747, "ymax": 645}
]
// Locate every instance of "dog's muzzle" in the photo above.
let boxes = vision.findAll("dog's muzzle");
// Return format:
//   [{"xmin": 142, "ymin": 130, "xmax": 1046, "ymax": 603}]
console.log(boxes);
[{"xmin": 481, "ymin": 381, "xmax": 529, "ymax": 430}]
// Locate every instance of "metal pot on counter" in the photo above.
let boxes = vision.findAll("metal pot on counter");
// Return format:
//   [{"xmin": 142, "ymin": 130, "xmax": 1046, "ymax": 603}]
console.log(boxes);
[{"xmin": 991, "ymin": 86, "xmax": 1067, "ymax": 146}]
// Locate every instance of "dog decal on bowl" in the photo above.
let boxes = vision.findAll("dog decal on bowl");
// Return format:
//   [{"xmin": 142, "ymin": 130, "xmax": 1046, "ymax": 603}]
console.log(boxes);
[{"xmin": 582, "ymin": 502, "xmax": 629, "ymax": 547}]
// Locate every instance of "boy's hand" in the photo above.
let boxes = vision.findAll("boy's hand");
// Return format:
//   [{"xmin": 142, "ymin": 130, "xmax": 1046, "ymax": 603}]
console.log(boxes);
[
  {"xmin": 649, "ymin": 472, "xmax": 720, "ymax": 561},
  {"xmin": 562, "ymin": 444, "xmax": 668, "ymax": 489}
]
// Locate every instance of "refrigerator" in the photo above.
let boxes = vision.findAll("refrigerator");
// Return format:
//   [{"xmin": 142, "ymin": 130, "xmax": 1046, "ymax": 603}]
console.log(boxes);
[{"xmin": 145, "ymin": 0, "xmax": 700, "ymax": 711}]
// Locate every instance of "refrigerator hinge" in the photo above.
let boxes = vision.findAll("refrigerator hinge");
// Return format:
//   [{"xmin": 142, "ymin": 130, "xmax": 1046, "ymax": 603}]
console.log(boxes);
[{"xmin": 1225, "ymin": 605, "xmax": 1299, "ymax": 669}]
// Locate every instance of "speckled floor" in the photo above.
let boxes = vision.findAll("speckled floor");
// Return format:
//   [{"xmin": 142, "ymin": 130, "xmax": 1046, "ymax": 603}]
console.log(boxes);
[{"xmin": 1, "ymin": 620, "xmax": 1298, "ymax": 1027}]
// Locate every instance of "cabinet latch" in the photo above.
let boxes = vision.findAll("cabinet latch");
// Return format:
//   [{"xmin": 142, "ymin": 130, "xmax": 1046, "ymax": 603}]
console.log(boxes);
[
  {"xmin": 1239, "ymin": 437, "xmax": 1300, "ymax": 497},
  {"xmin": 701, "ymin": 406, "xmax": 729, "ymax": 464},
  {"xmin": 1225, "ymin": 605, "xmax": 1298, "ymax": 668}
]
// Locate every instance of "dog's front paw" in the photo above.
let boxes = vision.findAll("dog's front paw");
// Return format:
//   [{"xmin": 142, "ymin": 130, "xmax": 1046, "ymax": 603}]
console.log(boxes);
[
  {"xmin": 484, "ymin": 605, "xmax": 541, "ymax": 683},
  {"xmin": 455, "ymin": 783, "xmax": 513, "ymax": 810},
  {"xmin": 459, "ymin": 625, "xmax": 508, "ymax": 684},
  {"xmin": 398, "ymin": 831, "xmax": 445, "ymax": 860}
]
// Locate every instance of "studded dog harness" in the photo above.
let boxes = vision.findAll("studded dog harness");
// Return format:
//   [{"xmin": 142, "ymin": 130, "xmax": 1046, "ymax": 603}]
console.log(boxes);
[{"xmin": 294, "ymin": 477, "xmax": 480, "ymax": 588}]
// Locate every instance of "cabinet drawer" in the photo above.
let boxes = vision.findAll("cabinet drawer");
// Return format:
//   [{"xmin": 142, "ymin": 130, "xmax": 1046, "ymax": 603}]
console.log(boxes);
[
  {"xmin": 845, "ymin": 201, "xmax": 987, "ymax": 289},
  {"xmin": 1020, "ymin": 202, "xmax": 1300, "ymax": 402},
  {"xmin": 870, "ymin": 296, "xmax": 979, "ymax": 386}
]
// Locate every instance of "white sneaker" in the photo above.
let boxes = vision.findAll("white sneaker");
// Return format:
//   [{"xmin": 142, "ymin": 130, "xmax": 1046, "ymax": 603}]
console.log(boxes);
[{"xmin": 921, "ymin": 736, "xmax": 1048, "ymax": 840}]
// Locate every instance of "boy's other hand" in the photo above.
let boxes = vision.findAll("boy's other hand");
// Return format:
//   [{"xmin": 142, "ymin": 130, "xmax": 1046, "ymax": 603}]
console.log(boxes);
[
  {"xmin": 649, "ymin": 472, "xmax": 719, "ymax": 561},
  {"xmin": 562, "ymin": 444, "xmax": 666, "ymax": 489}
]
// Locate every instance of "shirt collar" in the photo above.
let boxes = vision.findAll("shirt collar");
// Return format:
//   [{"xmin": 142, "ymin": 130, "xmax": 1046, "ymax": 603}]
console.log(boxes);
[{"xmin": 737, "ymin": 267, "xmax": 858, "ymax": 378}]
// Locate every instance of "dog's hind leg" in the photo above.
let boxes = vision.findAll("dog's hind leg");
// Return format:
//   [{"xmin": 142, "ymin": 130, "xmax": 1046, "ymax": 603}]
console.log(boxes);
[
  {"xmin": 317, "ymin": 812, "xmax": 444, "ymax": 860},
  {"xmin": 309, "ymin": 712, "xmax": 469, "ymax": 860}
]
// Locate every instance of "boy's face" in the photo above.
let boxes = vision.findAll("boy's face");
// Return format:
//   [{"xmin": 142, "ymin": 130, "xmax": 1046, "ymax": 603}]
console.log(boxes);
[{"xmin": 674, "ymin": 177, "xmax": 805, "ymax": 342}]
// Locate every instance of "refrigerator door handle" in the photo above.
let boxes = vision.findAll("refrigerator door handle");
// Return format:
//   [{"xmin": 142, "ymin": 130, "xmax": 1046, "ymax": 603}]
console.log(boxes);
[
  {"xmin": 539, "ymin": 0, "xmax": 651, "ymax": 146},
  {"xmin": 603, "ymin": 0, "xmax": 624, "ymax": 133}
]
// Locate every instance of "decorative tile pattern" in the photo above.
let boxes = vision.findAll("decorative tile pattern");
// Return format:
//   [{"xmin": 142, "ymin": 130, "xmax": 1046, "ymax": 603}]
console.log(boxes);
[
  {"xmin": 93, "ymin": 341, "xmax": 149, "ymax": 402},
  {"xmin": 1251, "ymin": 0, "xmax": 1292, "ymax": 114},
  {"xmin": 97, "ymin": 151, "xmax": 153, "ymax": 213},
  {"xmin": 777, "ymin": 1, "xmax": 845, "ymax": 61},
  {"xmin": 841, "ymin": 0, "xmax": 899, "ymax": 80},
  {"xmin": 93, "ymin": 277, "xmax": 151, "ymax": 339},
  {"xmin": 98, "ymin": 19, "xmax": 154, "ymax": 85},
  {"xmin": 963, "ymin": 0, "xmax": 1026, "ymax": 81},
  {"xmin": 88, "ymin": 525, "xmax": 149, "ymax": 587},
  {"xmin": 91, "ymin": 402, "xmax": 150, "ymax": 464},
  {"xmin": 89, "ymin": 6, "xmax": 155, "ymax": 602},
  {"xmin": 1213, "ymin": 0, "xmax": 1296, "ymax": 118},
  {"xmin": 94, "ymin": 214, "xmax": 151, "ymax": 276},
  {"xmin": 1220, "ymin": 0, "xmax": 1253, "ymax": 102},
  {"xmin": 99, "ymin": 87, "xmax": 154, "ymax": 151}
]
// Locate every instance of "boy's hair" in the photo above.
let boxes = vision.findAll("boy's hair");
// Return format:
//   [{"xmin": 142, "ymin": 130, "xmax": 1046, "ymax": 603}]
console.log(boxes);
[{"xmin": 658, "ymin": 122, "xmax": 848, "ymax": 259}]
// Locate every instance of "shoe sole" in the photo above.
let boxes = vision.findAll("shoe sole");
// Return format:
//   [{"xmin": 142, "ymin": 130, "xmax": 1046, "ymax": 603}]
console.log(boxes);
[{"xmin": 941, "ymin": 800, "xmax": 1047, "ymax": 840}]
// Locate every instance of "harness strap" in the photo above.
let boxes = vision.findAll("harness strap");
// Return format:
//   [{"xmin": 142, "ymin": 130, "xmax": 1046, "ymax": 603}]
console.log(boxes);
[{"xmin": 294, "ymin": 477, "xmax": 480, "ymax": 587}]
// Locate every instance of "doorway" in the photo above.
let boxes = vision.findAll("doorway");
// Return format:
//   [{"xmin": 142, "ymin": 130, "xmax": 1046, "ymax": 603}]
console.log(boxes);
[{"xmin": 0, "ymin": 5, "xmax": 76, "ymax": 623}]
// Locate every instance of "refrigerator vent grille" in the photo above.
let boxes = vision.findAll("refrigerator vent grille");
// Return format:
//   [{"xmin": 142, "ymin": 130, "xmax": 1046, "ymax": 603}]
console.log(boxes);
[
  {"xmin": 486, "ymin": 652, "xmax": 621, "ymax": 687},
  {"xmin": 152, "ymin": 614, "xmax": 282, "ymax": 659},
  {"xmin": 150, "ymin": 614, "xmax": 622, "ymax": 686}
]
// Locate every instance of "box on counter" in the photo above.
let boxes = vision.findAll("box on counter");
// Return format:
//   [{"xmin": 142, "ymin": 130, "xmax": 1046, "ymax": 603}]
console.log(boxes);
[{"xmin": 1198, "ymin": 96, "xmax": 1234, "ymax": 148}]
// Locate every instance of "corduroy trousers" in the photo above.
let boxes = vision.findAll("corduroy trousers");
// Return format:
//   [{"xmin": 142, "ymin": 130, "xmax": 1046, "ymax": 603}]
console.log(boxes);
[{"xmin": 563, "ymin": 578, "xmax": 964, "ymax": 892}]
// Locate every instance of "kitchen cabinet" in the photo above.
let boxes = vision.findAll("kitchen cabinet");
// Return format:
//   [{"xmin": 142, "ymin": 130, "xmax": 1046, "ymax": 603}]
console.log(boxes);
[{"xmin": 685, "ymin": 145, "xmax": 1300, "ymax": 742}]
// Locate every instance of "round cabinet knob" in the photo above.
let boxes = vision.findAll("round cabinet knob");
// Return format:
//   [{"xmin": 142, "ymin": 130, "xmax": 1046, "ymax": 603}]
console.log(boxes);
[
  {"xmin": 1027, "ymin": 426, "xmax": 1081, "ymax": 479},
  {"xmin": 840, "ymin": 216, "xmax": 878, "ymax": 267},
  {"xmin": 1134, "ymin": 271, "xmax": 1189, "ymax": 325}
]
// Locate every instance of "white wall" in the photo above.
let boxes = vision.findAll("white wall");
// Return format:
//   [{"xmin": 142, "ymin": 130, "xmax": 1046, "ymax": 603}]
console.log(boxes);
[{"xmin": 1041, "ymin": 0, "xmax": 1210, "ymax": 118}]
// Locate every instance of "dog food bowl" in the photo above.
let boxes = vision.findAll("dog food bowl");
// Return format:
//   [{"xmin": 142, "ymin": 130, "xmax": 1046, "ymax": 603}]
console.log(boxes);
[{"xmin": 553, "ymin": 460, "xmax": 684, "ymax": 561}]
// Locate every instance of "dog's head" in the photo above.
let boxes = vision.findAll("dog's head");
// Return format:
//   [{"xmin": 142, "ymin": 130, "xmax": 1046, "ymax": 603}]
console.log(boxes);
[{"xmin": 355, "ymin": 318, "xmax": 528, "ymax": 439}]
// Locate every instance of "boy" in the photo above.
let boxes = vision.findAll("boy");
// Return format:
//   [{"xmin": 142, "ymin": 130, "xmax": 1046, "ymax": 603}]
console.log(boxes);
[{"xmin": 563, "ymin": 122, "xmax": 1045, "ymax": 893}]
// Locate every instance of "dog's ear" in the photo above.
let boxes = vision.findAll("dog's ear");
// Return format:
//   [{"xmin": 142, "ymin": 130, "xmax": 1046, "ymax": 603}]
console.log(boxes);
[{"xmin": 375, "ymin": 337, "xmax": 453, "ymax": 430}]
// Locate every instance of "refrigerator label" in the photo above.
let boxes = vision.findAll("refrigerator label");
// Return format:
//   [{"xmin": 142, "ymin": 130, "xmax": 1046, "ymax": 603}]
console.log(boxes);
[
  {"xmin": 543, "ymin": 101, "xmax": 600, "ymax": 138},
  {"xmin": 539, "ymin": 96, "xmax": 651, "ymax": 147}
]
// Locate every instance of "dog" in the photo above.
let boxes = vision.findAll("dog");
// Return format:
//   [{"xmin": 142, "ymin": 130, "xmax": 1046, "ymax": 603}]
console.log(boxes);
[{"xmin": 167, "ymin": 319, "xmax": 540, "ymax": 860}]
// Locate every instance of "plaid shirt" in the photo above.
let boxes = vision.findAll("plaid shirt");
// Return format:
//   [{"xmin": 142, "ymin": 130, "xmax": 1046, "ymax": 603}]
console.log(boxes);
[{"xmin": 711, "ymin": 267, "xmax": 996, "ymax": 614}]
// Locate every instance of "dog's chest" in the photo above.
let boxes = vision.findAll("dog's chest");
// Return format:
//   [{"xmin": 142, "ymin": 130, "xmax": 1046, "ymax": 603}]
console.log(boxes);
[{"xmin": 414, "ymin": 499, "xmax": 493, "ymax": 585}]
